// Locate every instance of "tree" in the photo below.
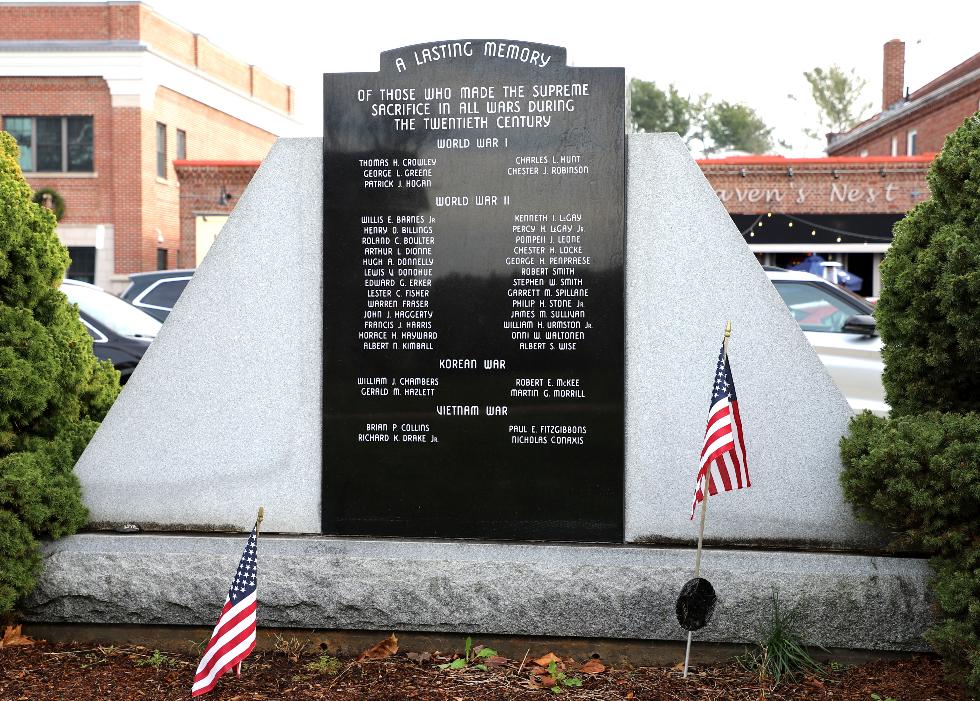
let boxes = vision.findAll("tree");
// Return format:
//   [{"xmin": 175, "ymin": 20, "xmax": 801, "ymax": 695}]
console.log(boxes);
[
  {"xmin": 0, "ymin": 131, "xmax": 120, "ymax": 613},
  {"xmin": 802, "ymin": 65, "xmax": 872, "ymax": 138},
  {"xmin": 839, "ymin": 114, "xmax": 980, "ymax": 695},
  {"xmin": 630, "ymin": 78, "xmax": 775, "ymax": 155},
  {"xmin": 702, "ymin": 101, "xmax": 774, "ymax": 155},
  {"xmin": 629, "ymin": 78, "xmax": 696, "ymax": 138}
]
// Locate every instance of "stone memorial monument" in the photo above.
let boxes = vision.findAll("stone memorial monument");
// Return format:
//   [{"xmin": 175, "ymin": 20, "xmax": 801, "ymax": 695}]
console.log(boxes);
[
  {"xmin": 25, "ymin": 41, "xmax": 931, "ymax": 654},
  {"xmin": 322, "ymin": 41, "xmax": 624, "ymax": 541}
]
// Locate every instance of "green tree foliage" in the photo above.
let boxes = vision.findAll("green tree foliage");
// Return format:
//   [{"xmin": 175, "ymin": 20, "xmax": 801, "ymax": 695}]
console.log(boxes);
[
  {"xmin": 629, "ymin": 78, "xmax": 774, "ymax": 155},
  {"xmin": 629, "ymin": 78, "xmax": 697, "ymax": 138},
  {"xmin": 0, "ymin": 131, "xmax": 120, "ymax": 613},
  {"xmin": 702, "ymin": 101, "xmax": 774, "ymax": 156},
  {"xmin": 840, "ymin": 114, "xmax": 980, "ymax": 695},
  {"xmin": 802, "ymin": 65, "xmax": 872, "ymax": 138}
]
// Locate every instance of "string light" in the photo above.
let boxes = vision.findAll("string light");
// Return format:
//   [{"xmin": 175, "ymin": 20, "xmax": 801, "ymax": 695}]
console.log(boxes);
[{"xmin": 742, "ymin": 212, "xmax": 894, "ymax": 243}]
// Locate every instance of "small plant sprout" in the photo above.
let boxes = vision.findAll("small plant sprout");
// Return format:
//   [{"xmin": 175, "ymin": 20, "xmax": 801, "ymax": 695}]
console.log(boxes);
[
  {"xmin": 547, "ymin": 660, "xmax": 583, "ymax": 694},
  {"xmin": 437, "ymin": 636, "xmax": 498, "ymax": 671},
  {"xmin": 305, "ymin": 653, "xmax": 343, "ymax": 675}
]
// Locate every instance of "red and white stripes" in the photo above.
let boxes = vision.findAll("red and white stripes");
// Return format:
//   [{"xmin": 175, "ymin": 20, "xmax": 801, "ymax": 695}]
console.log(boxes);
[{"xmin": 191, "ymin": 591, "xmax": 257, "ymax": 696}]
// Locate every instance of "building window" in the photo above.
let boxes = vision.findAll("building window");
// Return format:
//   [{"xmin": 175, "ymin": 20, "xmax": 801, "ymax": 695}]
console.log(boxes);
[
  {"xmin": 890, "ymin": 137, "xmax": 898, "ymax": 156},
  {"xmin": 66, "ymin": 246, "xmax": 96, "ymax": 284},
  {"xmin": 2, "ymin": 116, "xmax": 93, "ymax": 172},
  {"xmin": 859, "ymin": 149, "xmax": 869, "ymax": 157},
  {"xmin": 176, "ymin": 129, "xmax": 186, "ymax": 161},
  {"xmin": 157, "ymin": 248, "xmax": 168, "ymax": 271},
  {"xmin": 156, "ymin": 122, "xmax": 167, "ymax": 178},
  {"xmin": 907, "ymin": 129, "xmax": 918, "ymax": 156}
]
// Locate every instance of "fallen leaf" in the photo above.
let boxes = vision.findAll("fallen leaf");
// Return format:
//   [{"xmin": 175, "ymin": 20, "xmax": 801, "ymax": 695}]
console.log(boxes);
[
  {"xmin": 0, "ymin": 625, "xmax": 35, "ymax": 648},
  {"xmin": 580, "ymin": 658, "xmax": 606, "ymax": 674},
  {"xmin": 626, "ymin": 693, "xmax": 634, "ymax": 699},
  {"xmin": 534, "ymin": 652, "xmax": 561, "ymax": 667},
  {"xmin": 356, "ymin": 633, "xmax": 398, "ymax": 662},
  {"xmin": 406, "ymin": 652, "xmax": 431, "ymax": 663},
  {"xmin": 485, "ymin": 655, "xmax": 510, "ymax": 668}
]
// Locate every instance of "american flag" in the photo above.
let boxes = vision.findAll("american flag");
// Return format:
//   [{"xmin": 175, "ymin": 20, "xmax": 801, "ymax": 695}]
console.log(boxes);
[
  {"xmin": 192, "ymin": 527, "xmax": 258, "ymax": 696},
  {"xmin": 690, "ymin": 343, "xmax": 750, "ymax": 518}
]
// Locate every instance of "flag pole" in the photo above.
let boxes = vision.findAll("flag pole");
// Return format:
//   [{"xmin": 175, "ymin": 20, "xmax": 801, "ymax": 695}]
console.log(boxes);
[
  {"xmin": 683, "ymin": 321, "xmax": 730, "ymax": 678},
  {"xmin": 236, "ymin": 506, "xmax": 264, "ymax": 678}
]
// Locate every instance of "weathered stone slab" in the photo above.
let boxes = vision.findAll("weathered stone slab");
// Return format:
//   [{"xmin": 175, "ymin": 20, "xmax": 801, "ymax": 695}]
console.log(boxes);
[
  {"xmin": 624, "ymin": 134, "xmax": 874, "ymax": 547},
  {"xmin": 25, "ymin": 534, "xmax": 930, "ymax": 651},
  {"xmin": 73, "ymin": 139, "xmax": 324, "ymax": 534}
]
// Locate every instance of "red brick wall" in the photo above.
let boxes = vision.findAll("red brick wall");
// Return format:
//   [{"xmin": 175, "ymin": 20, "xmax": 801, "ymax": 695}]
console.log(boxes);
[
  {"xmin": 698, "ymin": 157, "xmax": 932, "ymax": 215},
  {"xmin": 0, "ymin": 3, "xmax": 293, "ymax": 115},
  {"xmin": 832, "ymin": 88, "xmax": 980, "ymax": 156},
  {"xmin": 174, "ymin": 164, "xmax": 259, "ymax": 268},
  {"xmin": 882, "ymin": 39, "xmax": 905, "ymax": 110},
  {"xmin": 139, "ymin": 87, "xmax": 276, "ymax": 272},
  {"xmin": 110, "ymin": 105, "xmax": 144, "ymax": 279},
  {"xmin": 0, "ymin": 77, "xmax": 114, "ymax": 225},
  {"xmin": 138, "ymin": 4, "xmax": 196, "ymax": 66}
]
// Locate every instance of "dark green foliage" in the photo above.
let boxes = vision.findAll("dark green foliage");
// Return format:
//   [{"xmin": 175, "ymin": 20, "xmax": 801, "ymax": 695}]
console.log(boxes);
[
  {"xmin": 876, "ymin": 114, "xmax": 980, "ymax": 416},
  {"xmin": 841, "ymin": 113, "xmax": 980, "ymax": 697},
  {"xmin": 0, "ymin": 130, "xmax": 120, "ymax": 614},
  {"xmin": 840, "ymin": 411, "xmax": 980, "ymax": 555}
]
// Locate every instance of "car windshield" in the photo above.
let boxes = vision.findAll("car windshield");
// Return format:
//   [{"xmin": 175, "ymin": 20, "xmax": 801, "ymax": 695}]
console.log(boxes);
[
  {"xmin": 774, "ymin": 281, "xmax": 868, "ymax": 333},
  {"xmin": 62, "ymin": 283, "xmax": 162, "ymax": 338}
]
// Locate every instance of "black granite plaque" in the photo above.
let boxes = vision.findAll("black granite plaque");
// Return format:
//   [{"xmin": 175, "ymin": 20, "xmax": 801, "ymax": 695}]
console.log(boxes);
[{"xmin": 323, "ymin": 40, "xmax": 625, "ymax": 542}]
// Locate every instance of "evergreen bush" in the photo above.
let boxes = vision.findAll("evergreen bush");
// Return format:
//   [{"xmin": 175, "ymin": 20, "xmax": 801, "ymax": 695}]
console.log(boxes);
[
  {"xmin": 841, "ymin": 113, "xmax": 980, "ymax": 697},
  {"xmin": 0, "ymin": 131, "xmax": 119, "ymax": 613}
]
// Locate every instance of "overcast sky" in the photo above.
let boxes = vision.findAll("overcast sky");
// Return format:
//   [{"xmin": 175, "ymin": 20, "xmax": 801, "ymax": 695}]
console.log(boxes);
[{"xmin": 43, "ymin": 0, "xmax": 980, "ymax": 155}]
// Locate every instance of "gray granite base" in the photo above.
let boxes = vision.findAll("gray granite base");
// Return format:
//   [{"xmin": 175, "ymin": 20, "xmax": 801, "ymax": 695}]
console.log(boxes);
[{"xmin": 24, "ymin": 534, "xmax": 931, "ymax": 652}]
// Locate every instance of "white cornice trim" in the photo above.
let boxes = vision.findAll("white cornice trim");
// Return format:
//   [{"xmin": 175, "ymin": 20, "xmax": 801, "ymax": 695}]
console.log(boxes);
[{"xmin": 0, "ymin": 46, "xmax": 298, "ymax": 136}]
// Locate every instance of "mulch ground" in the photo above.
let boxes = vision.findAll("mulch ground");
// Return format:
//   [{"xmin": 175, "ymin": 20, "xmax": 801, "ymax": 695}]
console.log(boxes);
[{"xmin": 0, "ymin": 638, "xmax": 968, "ymax": 701}]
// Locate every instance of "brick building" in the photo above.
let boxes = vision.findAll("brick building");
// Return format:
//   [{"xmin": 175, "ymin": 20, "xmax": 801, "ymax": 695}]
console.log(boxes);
[
  {"xmin": 828, "ymin": 39, "xmax": 980, "ymax": 157},
  {"xmin": 0, "ymin": 2, "xmax": 295, "ymax": 291},
  {"xmin": 700, "ymin": 40, "xmax": 979, "ymax": 296}
]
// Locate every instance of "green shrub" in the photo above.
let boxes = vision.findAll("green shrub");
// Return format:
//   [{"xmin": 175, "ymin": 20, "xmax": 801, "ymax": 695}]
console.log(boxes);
[
  {"xmin": 0, "ymin": 130, "xmax": 120, "ymax": 614},
  {"xmin": 840, "ymin": 411, "xmax": 980, "ymax": 555},
  {"xmin": 876, "ymin": 113, "xmax": 980, "ymax": 416},
  {"xmin": 841, "ymin": 112, "xmax": 980, "ymax": 697}
]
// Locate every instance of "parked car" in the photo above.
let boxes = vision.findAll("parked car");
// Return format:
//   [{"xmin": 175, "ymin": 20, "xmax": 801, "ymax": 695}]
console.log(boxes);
[
  {"xmin": 766, "ymin": 269, "xmax": 887, "ymax": 416},
  {"xmin": 121, "ymin": 269, "xmax": 194, "ymax": 322},
  {"xmin": 61, "ymin": 279, "xmax": 162, "ymax": 384}
]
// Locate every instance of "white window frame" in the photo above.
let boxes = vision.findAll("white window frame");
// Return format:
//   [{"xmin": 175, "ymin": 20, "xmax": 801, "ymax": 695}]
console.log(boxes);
[
  {"xmin": 907, "ymin": 129, "xmax": 918, "ymax": 156},
  {"xmin": 890, "ymin": 136, "xmax": 898, "ymax": 156}
]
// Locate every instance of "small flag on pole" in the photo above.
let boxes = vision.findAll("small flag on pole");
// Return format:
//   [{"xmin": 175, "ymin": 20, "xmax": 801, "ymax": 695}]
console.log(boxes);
[
  {"xmin": 192, "ymin": 524, "xmax": 259, "ymax": 696},
  {"xmin": 690, "ymin": 342, "xmax": 750, "ymax": 519}
]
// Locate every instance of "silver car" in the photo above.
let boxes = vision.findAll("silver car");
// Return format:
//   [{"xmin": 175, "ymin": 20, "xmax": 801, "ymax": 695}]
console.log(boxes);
[{"xmin": 767, "ymin": 269, "xmax": 887, "ymax": 416}]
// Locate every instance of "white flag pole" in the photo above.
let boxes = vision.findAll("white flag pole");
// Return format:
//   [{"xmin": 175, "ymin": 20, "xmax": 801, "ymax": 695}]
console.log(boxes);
[{"xmin": 683, "ymin": 321, "xmax": 729, "ymax": 678}]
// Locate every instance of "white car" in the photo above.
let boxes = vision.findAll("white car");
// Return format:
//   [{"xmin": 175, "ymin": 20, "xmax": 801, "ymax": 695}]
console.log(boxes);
[{"xmin": 766, "ymin": 269, "xmax": 887, "ymax": 416}]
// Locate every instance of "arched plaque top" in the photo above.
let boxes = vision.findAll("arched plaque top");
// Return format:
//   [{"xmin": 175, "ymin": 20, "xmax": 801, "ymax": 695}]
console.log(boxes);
[{"xmin": 378, "ymin": 39, "xmax": 568, "ymax": 75}]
